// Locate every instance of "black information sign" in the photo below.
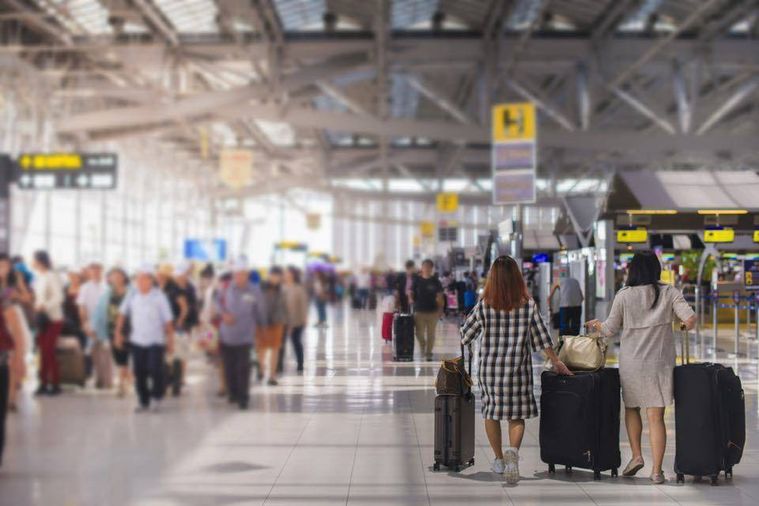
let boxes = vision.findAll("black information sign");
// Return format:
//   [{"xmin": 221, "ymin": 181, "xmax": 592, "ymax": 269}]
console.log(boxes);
[
  {"xmin": 15, "ymin": 153, "xmax": 118, "ymax": 190},
  {"xmin": 438, "ymin": 226, "xmax": 458, "ymax": 243}
]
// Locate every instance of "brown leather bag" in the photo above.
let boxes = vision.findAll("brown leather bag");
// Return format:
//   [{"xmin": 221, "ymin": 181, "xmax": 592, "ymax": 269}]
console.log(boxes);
[{"xmin": 435, "ymin": 345, "xmax": 473, "ymax": 396}]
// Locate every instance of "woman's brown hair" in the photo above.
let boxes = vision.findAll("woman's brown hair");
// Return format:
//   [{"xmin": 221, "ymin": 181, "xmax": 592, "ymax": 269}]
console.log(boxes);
[{"xmin": 482, "ymin": 256, "xmax": 529, "ymax": 311}]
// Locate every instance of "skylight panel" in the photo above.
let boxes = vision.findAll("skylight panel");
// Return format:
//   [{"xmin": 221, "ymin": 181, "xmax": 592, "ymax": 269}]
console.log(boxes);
[
  {"xmin": 253, "ymin": 120, "xmax": 296, "ymax": 147},
  {"xmin": 274, "ymin": 0, "xmax": 326, "ymax": 31},
  {"xmin": 392, "ymin": 0, "xmax": 439, "ymax": 29},
  {"xmin": 154, "ymin": 0, "xmax": 219, "ymax": 33}
]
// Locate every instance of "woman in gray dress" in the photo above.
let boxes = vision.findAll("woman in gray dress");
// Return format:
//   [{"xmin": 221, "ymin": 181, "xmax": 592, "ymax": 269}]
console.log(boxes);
[{"xmin": 587, "ymin": 251, "xmax": 696, "ymax": 484}]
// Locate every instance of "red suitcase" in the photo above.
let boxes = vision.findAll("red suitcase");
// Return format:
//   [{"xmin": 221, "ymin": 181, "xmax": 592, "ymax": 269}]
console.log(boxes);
[{"xmin": 381, "ymin": 312, "xmax": 394, "ymax": 341}]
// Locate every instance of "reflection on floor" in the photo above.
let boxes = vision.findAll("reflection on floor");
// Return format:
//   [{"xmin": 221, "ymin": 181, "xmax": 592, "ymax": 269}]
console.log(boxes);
[{"xmin": 2, "ymin": 305, "xmax": 759, "ymax": 505}]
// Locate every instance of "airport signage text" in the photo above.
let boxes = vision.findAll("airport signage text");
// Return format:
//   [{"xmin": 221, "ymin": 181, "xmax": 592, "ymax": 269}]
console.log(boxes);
[
  {"xmin": 15, "ymin": 152, "xmax": 118, "ymax": 190},
  {"xmin": 491, "ymin": 102, "xmax": 537, "ymax": 205}
]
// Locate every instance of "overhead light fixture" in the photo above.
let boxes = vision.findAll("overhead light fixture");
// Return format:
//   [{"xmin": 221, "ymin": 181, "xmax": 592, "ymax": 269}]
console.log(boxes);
[
  {"xmin": 697, "ymin": 210, "xmax": 748, "ymax": 215},
  {"xmin": 626, "ymin": 210, "xmax": 678, "ymax": 215}
]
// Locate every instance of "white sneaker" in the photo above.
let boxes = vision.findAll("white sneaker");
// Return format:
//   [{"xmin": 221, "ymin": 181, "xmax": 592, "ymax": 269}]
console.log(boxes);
[
  {"xmin": 504, "ymin": 448, "xmax": 520, "ymax": 484},
  {"xmin": 491, "ymin": 458, "xmax": 505, "ymax": 474}
]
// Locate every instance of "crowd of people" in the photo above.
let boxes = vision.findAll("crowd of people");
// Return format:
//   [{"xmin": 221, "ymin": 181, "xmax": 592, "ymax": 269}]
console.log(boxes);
[{"xmin": 0, "ymin": 251, "xmax": 337, "ymax": 466}]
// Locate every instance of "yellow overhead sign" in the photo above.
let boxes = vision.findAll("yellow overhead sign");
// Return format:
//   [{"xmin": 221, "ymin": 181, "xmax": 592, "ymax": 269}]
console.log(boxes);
[
  {"xmin": 754, "ymin": 230, "xmax": 759, "ymax": 243},
  {"xmin": 420, "ymin": 221, "xmax": 435, "ymax": 238},
  {"xmin": 219, "ymin": 149, "xmax": 253, "ymax": 189},
  {"xmin": 704, "ymin": 229, "xmax": 735, "ymax": 243},
  {"xmin": 616, "ymin": 229, "xmax": 648, "ymax": 243},
  {"xmin": 436, "ymin": 192, "xmax": 459, "ymax": 213},
  {"xmin": 492, "ymin": 102, "xmax": 536, "ymax": 142},
  {"xmin": 19, "ymin": 153, "xmax": 82, "ymax": 170}
]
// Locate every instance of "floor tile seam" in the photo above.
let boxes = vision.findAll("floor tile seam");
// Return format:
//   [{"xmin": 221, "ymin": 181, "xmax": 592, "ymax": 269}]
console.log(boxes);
[
  {"xmin": 262, "ymin": 410, "xmax": 318, "ymax": 505},
  {"xmin": 345, "ymin": 403, "xmax": 368, "ymax": 505},
  {"xmin": 408, "ymin": 392, "xmax": 433, "ymax": 506}
]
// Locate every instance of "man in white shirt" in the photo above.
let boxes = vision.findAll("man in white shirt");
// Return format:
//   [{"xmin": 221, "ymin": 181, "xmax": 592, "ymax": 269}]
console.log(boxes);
[
  {"xmin": 77, "ymin": 262, "xmax": 107, "ymax": 387},
  {"xmin": 115, "ymin": 265, "xmax": 175, "ymax": 412}
]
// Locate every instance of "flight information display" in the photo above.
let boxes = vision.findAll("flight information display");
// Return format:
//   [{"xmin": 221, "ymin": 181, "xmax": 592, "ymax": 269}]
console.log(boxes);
[{"xmin": 15, "ymin": 153, "xmax": 118, "ymax": 190}]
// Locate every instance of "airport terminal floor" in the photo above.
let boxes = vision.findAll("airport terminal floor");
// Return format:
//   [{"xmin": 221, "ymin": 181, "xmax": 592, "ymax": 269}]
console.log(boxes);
[{"xmin": 2, "ymin": 306, "xmax": 758, "ymax": 506}]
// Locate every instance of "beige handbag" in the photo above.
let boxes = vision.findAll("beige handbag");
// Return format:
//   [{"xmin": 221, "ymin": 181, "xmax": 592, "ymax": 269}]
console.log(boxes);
[{"xmin": 557, "ymin": 333, "xmax": 608, "ymax": 371}]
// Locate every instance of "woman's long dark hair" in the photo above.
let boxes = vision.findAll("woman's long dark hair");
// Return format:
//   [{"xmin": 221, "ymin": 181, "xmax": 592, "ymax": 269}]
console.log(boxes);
[
  {"xmin": 482, "ymin": 255, "xmax": 529, "ymax": 311},
  {"xmin": 626, "ymin": 251, "xmax": 662, "ymax": 309}
]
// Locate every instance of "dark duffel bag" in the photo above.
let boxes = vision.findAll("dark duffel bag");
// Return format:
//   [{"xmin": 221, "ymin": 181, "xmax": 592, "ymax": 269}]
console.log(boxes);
[
  {"xmin": 674, "ymin": 363, "xmax": 745, "ymax": 485},
  {"xmin": 540, "ymin": 368, "xmax": 621, "ymax": 480}
]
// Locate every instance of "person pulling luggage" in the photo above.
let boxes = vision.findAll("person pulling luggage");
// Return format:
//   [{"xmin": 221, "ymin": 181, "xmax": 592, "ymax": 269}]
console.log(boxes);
[
  {"xmin": 460, "ymin": 256, "xmax": 571, "ymax": 484},
  {"xmin": 586, "ymin": 251, "xmax": 695, "ymax": 484},
  {"xmin": 410, "ymin": 259, "xmax": 443, "ymax": 361}
]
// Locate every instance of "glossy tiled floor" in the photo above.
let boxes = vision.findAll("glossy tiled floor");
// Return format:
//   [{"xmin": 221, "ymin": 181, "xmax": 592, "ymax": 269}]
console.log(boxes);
[{"xmin": 2, "ymin": 305, "xmax": 759, "ymax": 505}]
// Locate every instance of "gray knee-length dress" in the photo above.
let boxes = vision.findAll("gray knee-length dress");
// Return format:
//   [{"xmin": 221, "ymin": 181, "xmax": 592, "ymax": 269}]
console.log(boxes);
[{"xmin": 600, "ymin": 284, "xmax": 695, "ymax": 408}]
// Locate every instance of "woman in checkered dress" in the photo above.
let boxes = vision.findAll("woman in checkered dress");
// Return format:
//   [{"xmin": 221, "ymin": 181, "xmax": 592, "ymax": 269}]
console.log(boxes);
[{"xmin": 460, "ymin": 256, "xmax": 571, "ymax": 482}]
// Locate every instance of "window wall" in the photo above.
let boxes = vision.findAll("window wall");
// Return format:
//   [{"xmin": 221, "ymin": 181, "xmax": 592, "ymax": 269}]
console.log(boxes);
[{"xmin": 10, "ymin": 149, "xmax": 215, "ymax": 271}]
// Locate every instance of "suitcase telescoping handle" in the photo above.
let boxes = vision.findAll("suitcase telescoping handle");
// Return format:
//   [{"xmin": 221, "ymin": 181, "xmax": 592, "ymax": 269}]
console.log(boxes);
[
  {"xmin": 460, "ymin": 343, "xmax": 473, "ymax": 375},
  {"xmin": 679, "ymin": 323, "xmax": 689, "ymax": 365}
]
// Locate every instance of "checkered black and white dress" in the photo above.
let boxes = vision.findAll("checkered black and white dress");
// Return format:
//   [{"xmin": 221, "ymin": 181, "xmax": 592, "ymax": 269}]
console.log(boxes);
[{"xmin": 460, "ymin": 298, "xmax": 553, "ymax": 421}]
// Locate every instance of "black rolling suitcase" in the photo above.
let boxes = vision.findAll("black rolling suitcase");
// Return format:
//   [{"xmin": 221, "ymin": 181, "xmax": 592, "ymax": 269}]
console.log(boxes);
[
  {"xmin": 674, "ymin": 329, "xmax": 745, "ymax": 485},
  {"xmin": 433, "ymin": 345, "xmax": 475, "ymax": 472},
  {"xmin": 392, "ymin": 313, "xmax": 414, "ymax": 361},
  {"xmin": 540, "ymin": 368, "xmax": 621, "ymax": 480}
]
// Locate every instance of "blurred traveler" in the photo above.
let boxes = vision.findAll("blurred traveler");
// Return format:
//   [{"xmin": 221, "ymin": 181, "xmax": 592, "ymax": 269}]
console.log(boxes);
[
  {"xmin": 586, "ymin": 251, "xmax": 696, "ymax": 485},
  {"xmin": 93, "ymin": 268, "xmax": 132, "ymax": 397},
  {"xmin": 461, "ymin": 256, "xmax": 571, "ymax": 484},
  {"xmin": 0, "ymin": 283, "xmax": 27, "ymax": 468},
  {"xmin": 11, "ymin": 256, "xmax": 33, "ymax": 287},
  {"xmin": 259, "ymin": 267, "xmax": 288, "ymax": 386},
  {"xmin": 549, "ymin": 272, "xmax": 584, "ymax": 336},
  {"xmin": 313, "ymin": 271, "xmax": 328, "ymax": 328},
  {"xmin": 115, "ymin": 265, "xmax": 175, "ymax": 412},
  {"xmin": 167, "ymin": 261, "xmax": 199, "ymax": 395},
  {"xmin": 78, "ymin": 262, "xmax": 109, "ymax": 389},
  {"xmin": 396, "ymin": 260, "xmax": 417, "ymax": 313},
  {"xmin": 410, "ymin": 259, "xmax": 443, "ymax": 361},
  {"xmin": 216, "ymin": 261, "xmax": 263, "ymax": 409},
  {"xmin": 279, "ymin": 266, "xmax": 308, "ymax": 374},
  {"xmin": 62, "ymin": 270, "xmax": 86, "ymax": 352},
  {"xmin": 356, "ymin": 267, "xmax": 371, "ymax": 309},
  {"xmin": 0, "ymin": 254, "xmax": 31, "ymax": 411},
  {"xmin": 32, "ymin": 250, "xmax": 64, "ymax": 396}
]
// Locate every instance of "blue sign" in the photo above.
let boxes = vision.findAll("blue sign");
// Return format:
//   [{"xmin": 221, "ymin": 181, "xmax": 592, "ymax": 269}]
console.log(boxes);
[
  {"xmin": 532, "ymin": 253, "xmax": 550, "ymax": 263},
  {"xmin": 184, "ymin": 239, "xmax": 227, "ymax": 262}
]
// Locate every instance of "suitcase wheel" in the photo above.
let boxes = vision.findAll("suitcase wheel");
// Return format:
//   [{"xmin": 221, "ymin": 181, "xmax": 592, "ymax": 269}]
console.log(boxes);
[
  {"xmin": 548, "ymin": 463, "xmax": 556, "ymax": 474},
  {"xmin": 611, "ymin": 468, "xmax": 618, "ymax": 478},
  {"xmin": 565, "ymin": 465, "xmax": 573, "ymax": 474},
  {"xmin": 593, "ymin": 470, "xmax": 601, "ymax": 481},
  {"xmin": 433, "ymin": 462, "xmax": 440, "ymax": 472},
  {"xmin": 676, "ymin": 473, "xmax": 685, "ymax": 484},
  {"xmin": 710, "ymin": 475, "xmax": 719, "ymax": 486}
]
